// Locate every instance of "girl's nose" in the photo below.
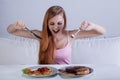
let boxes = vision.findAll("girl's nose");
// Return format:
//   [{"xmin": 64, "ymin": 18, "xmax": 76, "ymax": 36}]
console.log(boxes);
[{"xmin": 54, "ymin": 25, "xmax": 59, "ymax": 28}]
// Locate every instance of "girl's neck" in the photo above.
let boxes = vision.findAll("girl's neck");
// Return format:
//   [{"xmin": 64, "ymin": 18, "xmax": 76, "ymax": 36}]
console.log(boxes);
[
  {"xmin": 53, "ymin": 30, "xmax": 65, "ymax": 40},
  {"xmin": 55, "ymin": 30, "xmax": 67, "ymax": 39},
  {"xmin": 53, "ymin": 33, "xmax": 63, "ymax": 41}
]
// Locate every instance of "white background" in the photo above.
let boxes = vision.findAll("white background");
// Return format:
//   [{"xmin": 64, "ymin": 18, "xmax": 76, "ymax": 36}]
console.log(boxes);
[{"xmin": 0, "ymin": 0, "xmax": 120, "ymax": 38}]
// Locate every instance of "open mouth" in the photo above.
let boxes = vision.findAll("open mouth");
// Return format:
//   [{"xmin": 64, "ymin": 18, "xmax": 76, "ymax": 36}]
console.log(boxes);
[{"xmin": 52, "ymin": 29, "xmax": 60, "ymax": 34}]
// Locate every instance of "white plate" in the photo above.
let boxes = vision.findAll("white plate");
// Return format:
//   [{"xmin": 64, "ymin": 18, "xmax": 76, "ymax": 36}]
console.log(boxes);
[
  {"xmin": 22, "ymin": 66, "xmax": 57, "ymax": 78},
  {"xmin": 58, "ymin": 66, "xmax": 93, "ymax": 78}
]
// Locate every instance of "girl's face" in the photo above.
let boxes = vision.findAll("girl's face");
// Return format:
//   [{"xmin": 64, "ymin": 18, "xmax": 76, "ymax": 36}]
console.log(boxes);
[{"xmin": 48, "ymin": 13, "xmax": 64, "ymax": 36}]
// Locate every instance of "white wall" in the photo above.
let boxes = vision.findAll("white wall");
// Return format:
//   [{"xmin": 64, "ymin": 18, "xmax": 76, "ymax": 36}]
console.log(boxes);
[{"xmin": 0, "ymin": 0, "xmax": 120, "ymax": 38}]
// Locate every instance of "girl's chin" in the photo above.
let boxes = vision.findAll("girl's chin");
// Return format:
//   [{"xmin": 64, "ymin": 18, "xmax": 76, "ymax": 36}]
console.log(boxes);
[{"xmin": 52, "ymin": 32, "xmax": 59, "ymax": 35}]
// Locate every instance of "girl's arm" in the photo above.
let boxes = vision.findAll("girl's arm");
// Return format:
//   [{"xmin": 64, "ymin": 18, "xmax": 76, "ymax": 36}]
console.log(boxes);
[
  {"xmin": 69, "ymin": 21, "xmax": 106, "ymax": 39},
  {"xmin": 7, "ymin": 21, "xmax": 42, "ymax": 39}
]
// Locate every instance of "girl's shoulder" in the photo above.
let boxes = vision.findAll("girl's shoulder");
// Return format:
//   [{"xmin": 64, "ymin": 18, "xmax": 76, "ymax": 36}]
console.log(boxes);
[{"xmin": 65, "ymin": 30, "xmax": 76, "ymax": 44}]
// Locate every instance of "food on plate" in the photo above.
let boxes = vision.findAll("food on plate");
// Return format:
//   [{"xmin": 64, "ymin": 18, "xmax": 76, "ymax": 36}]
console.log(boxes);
[
  {"xmin": 59, "ymin": 66, "xmax": 91, "ymax": 76},
  {"xmin": 22, "ymin": 67, "xmax": 53, "ymax": 76},
  {"xmin": 66, "ymin": 66, "xmax": 90, "ymax": 75},
  {"xmin": 22, "ymin": 68, "xmax": 34, "ymax": 75}
]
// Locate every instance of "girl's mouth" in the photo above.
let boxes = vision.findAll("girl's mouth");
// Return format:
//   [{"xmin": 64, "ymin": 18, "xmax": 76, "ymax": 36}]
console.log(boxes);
[{"xmin": 52, "ymin": 29, "xmax": 60, "ymax": 34}]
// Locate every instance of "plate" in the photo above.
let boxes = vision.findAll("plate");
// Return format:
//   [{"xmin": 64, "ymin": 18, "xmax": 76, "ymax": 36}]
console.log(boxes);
[
  {"xmin": 22, "ymin": 66, "xmax": 57, "ymax": 77},
  {"xmin": 58, "ymin": 66, "xmax": 93, "ymax": 78}
]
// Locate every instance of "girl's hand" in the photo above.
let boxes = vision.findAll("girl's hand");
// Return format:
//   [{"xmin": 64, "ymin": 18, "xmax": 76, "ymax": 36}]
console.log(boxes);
[
  {"xmin": 80, "ymin": 21, "xmax": 93, "ymax": 31},
  {"xmin": 80, "ymin": 21, "xmax": 106, "ymax": 35},
  {"xmin": 13, "ymin": 21, "xmax": 26, "ymax": 30}
]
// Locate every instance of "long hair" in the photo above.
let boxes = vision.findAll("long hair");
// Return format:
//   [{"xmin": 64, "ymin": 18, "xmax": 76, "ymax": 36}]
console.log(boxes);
[{"xmin": 38, "ymin": 5, "xmax": 67, "ymax": 64}]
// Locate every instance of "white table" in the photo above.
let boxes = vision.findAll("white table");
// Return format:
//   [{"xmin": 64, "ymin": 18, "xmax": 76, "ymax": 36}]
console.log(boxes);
[{"xmin": 0, "ymin": 64, "xmax": 120, "ymax": 80}]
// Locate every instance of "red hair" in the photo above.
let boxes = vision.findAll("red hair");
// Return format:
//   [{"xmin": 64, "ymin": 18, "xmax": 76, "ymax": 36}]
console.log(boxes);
[{"xmin": 38, "ymin": 5, "xmax": 67, "ymax": 64}]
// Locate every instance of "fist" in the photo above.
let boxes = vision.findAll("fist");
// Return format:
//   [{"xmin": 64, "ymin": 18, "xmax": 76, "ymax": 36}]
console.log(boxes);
[
  {"xmin": 80, "ymin": 21, "xmax": 93, "ymax": 31},
  {"xmin": 13, "ymin": 21, "xmax": 26, "ymax": 30}
]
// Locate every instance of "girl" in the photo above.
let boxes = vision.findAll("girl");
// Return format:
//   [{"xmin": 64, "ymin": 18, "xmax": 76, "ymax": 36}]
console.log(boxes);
[{"xmin": 7, "ymin": 5, "xmax": 106, "ymax": 64}]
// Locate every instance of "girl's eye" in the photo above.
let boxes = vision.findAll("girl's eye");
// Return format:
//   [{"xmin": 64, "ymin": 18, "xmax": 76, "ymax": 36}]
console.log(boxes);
[
  {"xmin": 58, "ymin": 22, "xmax": 62, "ymax": 25},
  {"xmin": 50, "ymin": 22, "xmax": 54, "ymax": 25}
]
